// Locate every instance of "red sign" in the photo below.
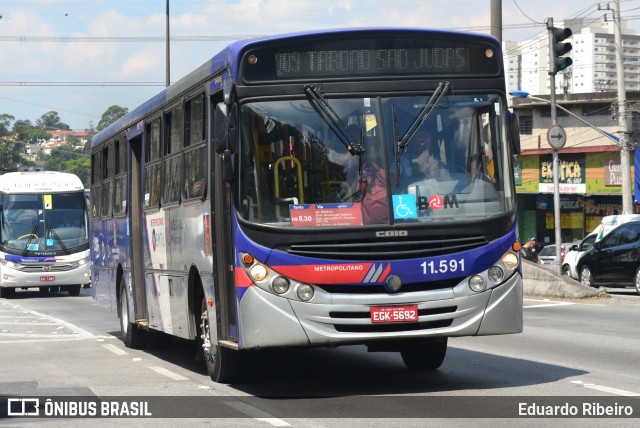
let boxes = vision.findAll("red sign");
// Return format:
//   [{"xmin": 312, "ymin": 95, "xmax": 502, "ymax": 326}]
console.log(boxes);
[
  {"xmin": 290, "ymin": 203, "xmax": 363, "ymax": 227},
  {"xmin": 370, "ymin": 305, "xmax": 419, "ymax": 323},
  {"xmin": 40, "ymin": 276, "xmax": 56, "ymax": 282}
]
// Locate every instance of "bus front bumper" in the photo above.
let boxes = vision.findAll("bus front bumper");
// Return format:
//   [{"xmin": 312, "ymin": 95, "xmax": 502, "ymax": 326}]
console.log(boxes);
[{"xmin": 237, "ymin": 272, "xmax": 523, "ymax": 349}]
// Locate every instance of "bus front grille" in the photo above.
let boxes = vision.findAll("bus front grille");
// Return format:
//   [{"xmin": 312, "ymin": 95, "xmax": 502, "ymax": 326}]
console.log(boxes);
[
  {"xmin": 15, "ymin": 263, "xmax": 77, "ymax": 273},
  {"xmin": 285, "ymin": 235, "xmax": 487, "ymax": 261},
  {"xmin": 318, "ymin": 279, "xmax": 462, "ymax": 293}
]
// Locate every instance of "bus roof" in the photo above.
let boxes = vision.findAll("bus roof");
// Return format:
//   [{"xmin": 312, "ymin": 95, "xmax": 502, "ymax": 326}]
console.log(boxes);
[
  {"xmin": 0, "ymin": 171, "xmax": 85, "ymax": 193},
  {"xmin": 91, "ymin": 27, "xmax": 500, "ymax": 149}
]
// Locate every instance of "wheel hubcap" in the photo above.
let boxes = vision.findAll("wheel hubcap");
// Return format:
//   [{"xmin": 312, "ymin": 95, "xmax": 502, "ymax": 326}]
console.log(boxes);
[{"xmin": 200, "ymin": 304, "xmax": 211, "ymax": 355}]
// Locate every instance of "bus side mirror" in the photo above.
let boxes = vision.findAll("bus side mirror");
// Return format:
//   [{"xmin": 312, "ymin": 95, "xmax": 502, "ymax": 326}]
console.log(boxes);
[
  {"xmin": 508, "ymin": 111, "xmax": 521, "ymax": 155},
  {"xmin": 214, "ymin": 103, "xmax": 238, "ymax": 154}
]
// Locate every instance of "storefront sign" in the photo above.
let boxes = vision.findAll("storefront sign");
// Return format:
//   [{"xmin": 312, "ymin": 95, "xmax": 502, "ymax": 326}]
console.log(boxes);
[
  {"xmin": 604, "ymin": 159, "xmax": 622, "ymax": 185},
  {"xmin": 538, "ymin": 154, "xmax": 585, "ymax": 194}
]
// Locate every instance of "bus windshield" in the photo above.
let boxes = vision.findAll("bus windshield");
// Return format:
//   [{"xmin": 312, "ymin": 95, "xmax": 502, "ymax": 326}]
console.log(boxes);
[
  {"xmin": 0, "ymin": 192, "xmax": 89, "ymax": 254},
  {"xmin": 238, "ymin": 93, "xmax": 514, "ymax": 227}
]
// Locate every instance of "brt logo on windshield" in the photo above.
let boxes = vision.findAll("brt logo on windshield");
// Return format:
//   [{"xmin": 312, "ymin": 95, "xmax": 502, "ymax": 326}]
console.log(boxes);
[{"xmin": 418, "ymin": 194, "xmax": 459, "ymax": 211}]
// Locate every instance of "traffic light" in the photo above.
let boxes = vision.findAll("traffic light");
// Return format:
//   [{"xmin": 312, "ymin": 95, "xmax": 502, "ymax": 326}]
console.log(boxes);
[{"xmin": 549, "ymin": 26, "xmax": 573, "ymax": 75}]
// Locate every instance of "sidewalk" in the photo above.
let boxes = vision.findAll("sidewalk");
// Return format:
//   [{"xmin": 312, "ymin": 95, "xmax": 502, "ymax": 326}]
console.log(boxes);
[{"xmin": 521, "ymin": 260, "xmax": 640, "ymax": 305}]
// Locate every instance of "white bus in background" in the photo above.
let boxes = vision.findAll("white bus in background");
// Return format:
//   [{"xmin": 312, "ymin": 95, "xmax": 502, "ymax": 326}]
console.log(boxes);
[{"xmin": 0, "ymin": 169, "xmax": 91, "ymax": 297}]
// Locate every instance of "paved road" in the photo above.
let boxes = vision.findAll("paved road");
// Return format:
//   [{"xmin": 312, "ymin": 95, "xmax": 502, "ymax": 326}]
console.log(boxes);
[{"xmin": 1, "ymin": 287, "xmax": 639, "ymax": 427}]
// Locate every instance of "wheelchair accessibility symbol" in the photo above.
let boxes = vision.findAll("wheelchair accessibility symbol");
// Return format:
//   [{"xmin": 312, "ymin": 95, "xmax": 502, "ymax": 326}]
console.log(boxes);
[{"xmin": 392, "ymin": 194, "xmax": 417, "ymax": 219}]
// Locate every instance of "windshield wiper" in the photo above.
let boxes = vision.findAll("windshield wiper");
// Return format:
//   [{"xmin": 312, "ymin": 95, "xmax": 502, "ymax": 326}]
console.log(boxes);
[
  {"xmin": 393, "ymin": 81, "xmax": 450, "ymax": 186},
  {"xmin": 22, "ymin": 223, "xmax": 39, "ymax": 255},
  {"xmin": 304, "ymin": 85, "xmax": 364, "ymax": 156},
  {"xmin": 47, "ymin": 227, "xmax": 70, "ymax": 255}
]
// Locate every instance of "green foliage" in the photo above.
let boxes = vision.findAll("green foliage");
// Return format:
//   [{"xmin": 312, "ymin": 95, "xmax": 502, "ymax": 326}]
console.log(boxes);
[
  {"xmin": 97, "ymin": 105, "xmax": 128, "ymax": 132},
  {"xmin": 0, "ymin": 114, "xmax": 27, "ymax": 172},
  {"xmin": 63, "ymin": 157, "xmax": 91, "ymax": 187},
  {"xmin": 36, "ymin": 111, "xmax": 70, "ymax": 130},
  {"xmin": 0, "ymin": 104, "xmax": 121, "ymax": 180},
  {"xmin": 0, "ymin": 114, "xmax": 15, "ymax": 137}
]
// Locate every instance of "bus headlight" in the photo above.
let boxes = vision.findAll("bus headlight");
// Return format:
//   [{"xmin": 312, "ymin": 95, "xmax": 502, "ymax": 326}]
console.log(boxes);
[
  {"xmin": 249, "ymin": 264, "xmax": 268, "ymax": 282},
  {"xmin": 297, "ymin": 284, "xmax": 314, "ymax": 301},
  {"xmin": 468, "ymin": 275, "xmax": 486, "ymax": 292},
  {"xmin": 487, "ymin": 266, "xmax": 504, "ymax": 283},
  {"xmin": 502, "ymin": 252, "xmax": 519, "ymax": 270},
  {"xmin": 271, "ymin": 276, "xmax": 290, "ymax": 294},
  {"xmin": 0, "ymin": 259, "xmax": 16, "ymax": 270}
]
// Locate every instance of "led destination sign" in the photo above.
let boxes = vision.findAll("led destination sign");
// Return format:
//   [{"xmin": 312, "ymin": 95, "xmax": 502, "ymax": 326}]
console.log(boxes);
[
  {"xmin": 275, "ymin": 47, "xmax": 469, "ymax": 78},
  {"xmin": 241, "ymin": 35, "xmax": 500, "ymax": 81}
]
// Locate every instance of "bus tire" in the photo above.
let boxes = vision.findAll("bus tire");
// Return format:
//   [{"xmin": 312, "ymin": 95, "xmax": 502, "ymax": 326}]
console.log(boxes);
[
  {"xmin": 119, "ymin": 283, "xmax": 147, "ymax": 349},
  {"xmin": 199, "ymin": 296, "xmax": 242, "ymax": 383},
  {"xmin": 400, "ymin": 337, "xmax": 448, "ymax": 371},
  {"xmin": 67, "ymin": 285, "xmax": 81, "ymax": 296}
]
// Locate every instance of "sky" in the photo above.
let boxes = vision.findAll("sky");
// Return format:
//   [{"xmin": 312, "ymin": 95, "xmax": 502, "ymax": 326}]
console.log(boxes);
[{"xmin": 2, "ymin": 0, "xmax": 640, "ymax": 131}]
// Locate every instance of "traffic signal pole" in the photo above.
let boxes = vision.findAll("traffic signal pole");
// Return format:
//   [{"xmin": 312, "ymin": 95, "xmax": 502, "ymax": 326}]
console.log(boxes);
[{"xmin": 547, "ymin": 18, "xmax": 563, "ymax": 275}]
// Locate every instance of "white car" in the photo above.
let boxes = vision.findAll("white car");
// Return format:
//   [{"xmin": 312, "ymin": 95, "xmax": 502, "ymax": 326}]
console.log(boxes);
[{"xmin": 561, "ymin": 233, "xmax": 597, "ymax": 279}]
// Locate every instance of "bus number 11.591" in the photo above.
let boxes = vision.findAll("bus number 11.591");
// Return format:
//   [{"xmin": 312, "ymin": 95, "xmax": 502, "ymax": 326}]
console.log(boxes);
[{"xmin": 421, "ymin": 259, "xmax": 465, "ymax": 275}]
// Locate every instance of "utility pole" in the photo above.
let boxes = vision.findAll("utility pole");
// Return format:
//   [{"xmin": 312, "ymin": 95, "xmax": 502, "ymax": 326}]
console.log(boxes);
[
  {"xmin": 165, "ymin": 0, "xmax": 170, "ymax": 87},
  {"xmin": 613, "ymin": 0, "xmax": 633, "ymax": 213},
  {"xmin": 490, "ymin": 0, "xmax": 502, "ymax": 43}
]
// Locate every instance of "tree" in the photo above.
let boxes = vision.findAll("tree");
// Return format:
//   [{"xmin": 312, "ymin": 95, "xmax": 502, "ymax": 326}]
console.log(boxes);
[
  {"xmin": 0, "ymin": 114, "xmax": 28, "ymax": 172},
  {"xmin": 62, "ymin": 157, "xmax": 91, "ymax": 187},
  {"xmin": 97, "ymin": 105, "xmax": 128, "ymax": 132},
  {"xmin": 45, "ymin": 145, "xmax": 79, "ymax": 172},
  {"xmin": 0, "ymin": 114, "xmax": 14, "ymax": 137},
  {"xmin": 36, "ymin": 111, "xmax": 70, "ymax": 130}
]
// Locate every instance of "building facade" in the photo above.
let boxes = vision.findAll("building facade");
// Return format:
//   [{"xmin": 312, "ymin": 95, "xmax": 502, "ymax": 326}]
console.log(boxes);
[
  {"xmin": 511, "ymin": 92, "xmax": 640, "ymax": 246},
  {"xmin": 505, "ymin": 16, "xmax": 640, "ymax": 245},
  {"xmin": 504, "ymin": 17, "xmax": 640, "ymax": 97}
]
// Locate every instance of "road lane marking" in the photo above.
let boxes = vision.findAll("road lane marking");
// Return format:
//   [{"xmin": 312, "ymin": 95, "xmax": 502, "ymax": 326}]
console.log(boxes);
[
  {"xmin": 148, "ymin": 366, "xmax": 188, "ymax": 381},
  {"xmin": 0, "ymin": 302, "xmax": 95, "ymax": 338},
  {"xmin": 102, "ymin": 343, "xmax": 128, "ymax": 356},
  {"xmin": 572, "ymin": 380, "xmax": 640, "ymax": 396},
  {"xmin": 224, "ymin": 400, "xmax": 291, "ymax": 426},
  {"xmin": 524, "ymin": 300, "xmax": 575, "ymax": 309}
]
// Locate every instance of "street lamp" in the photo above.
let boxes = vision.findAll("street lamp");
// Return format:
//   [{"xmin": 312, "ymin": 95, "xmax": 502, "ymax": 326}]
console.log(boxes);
[{"xmin": 510, "ymin": 89, "xmax": 623, "ymax": 276}]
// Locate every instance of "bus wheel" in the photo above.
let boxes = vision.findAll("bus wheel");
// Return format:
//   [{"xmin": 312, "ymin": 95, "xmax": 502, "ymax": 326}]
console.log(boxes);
[
  {"xmin": 400, "ymin": 338, "xmax": 448, "ymax": 371},
  {"xmin": 199, "ymin": 296, "xmax": 241, "ymax": 383},
  {"xmin": 67, "ymin": 285, "xmax": 81, "ymax": 296},
  {"xmin": 119, "ymin": 283, "xmax": 147, "ymax": 349}
]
